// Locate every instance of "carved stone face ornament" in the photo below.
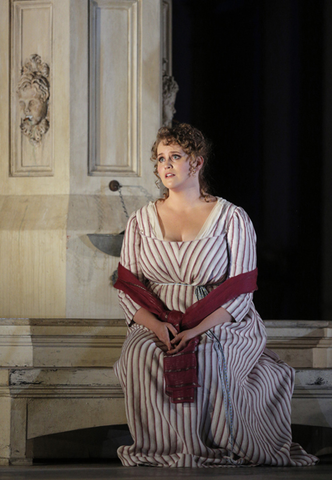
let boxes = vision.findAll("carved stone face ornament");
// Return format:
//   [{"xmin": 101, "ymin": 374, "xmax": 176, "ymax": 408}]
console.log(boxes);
[
  {"xmin": 16, "ymin": 54, "xmax": 50, "ymax": 146},
  {"xmin": 18, "ymin": 86, "xmax": 48, "ymax": 126}
]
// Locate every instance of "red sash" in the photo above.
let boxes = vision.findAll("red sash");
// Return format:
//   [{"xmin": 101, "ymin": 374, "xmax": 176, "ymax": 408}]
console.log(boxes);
[{"xmin": 114, "ymin": 263, "xmax": 258, "ymax": 403}]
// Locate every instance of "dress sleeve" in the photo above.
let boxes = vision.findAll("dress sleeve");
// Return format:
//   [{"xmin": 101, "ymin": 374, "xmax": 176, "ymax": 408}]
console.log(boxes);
[
  {"xmin": 222, "ymin": 206, "xmax": 257, "ymax": 322},
  {"xmin": 117, "ymin": 212, "xmax": 144, "ymax": 326}
]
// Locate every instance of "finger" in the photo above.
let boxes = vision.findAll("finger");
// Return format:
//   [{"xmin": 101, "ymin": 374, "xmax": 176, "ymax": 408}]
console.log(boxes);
[
  {"xmin": 167, "ymin": 346, "xmax": 178, "ymax": 354},
  {"xmin": 168, "ymin": 342, "xmax": 183, "ymax": 354},
  {"xmin": 171, "ymin": 334, "xmax": 181, "ymax": 345},
  {"xmin": 171, "ymin": 330, "xmax": 185, "ymax": 343},
  {"xmin": 164, "ymin": 334, "xmax": 171, "ymax": 351},
  {"xmin": 166, "ymin": 324, "xmax": 178, "ymax": 337}
]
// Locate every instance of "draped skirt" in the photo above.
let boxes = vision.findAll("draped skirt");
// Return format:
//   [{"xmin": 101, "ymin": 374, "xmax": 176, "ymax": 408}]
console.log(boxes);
[{"xmin": 114, "ymin": 317, "xmax": 318, "ymax": 467}]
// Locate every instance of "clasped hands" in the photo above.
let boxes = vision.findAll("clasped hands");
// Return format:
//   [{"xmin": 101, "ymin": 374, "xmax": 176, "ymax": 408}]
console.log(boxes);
[
  {"xmin": 134, "ymin": 305, "xmax": 232, "ymax": 354},
  {"xmin": 154, "ymin": 320, "xmax": 198, "ymax": 354}
]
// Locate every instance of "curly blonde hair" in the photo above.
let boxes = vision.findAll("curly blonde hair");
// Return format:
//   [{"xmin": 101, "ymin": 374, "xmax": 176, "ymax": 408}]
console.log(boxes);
[{"xmin": 151, "ymin": 123, "xmax": 213, "ymax": 201}]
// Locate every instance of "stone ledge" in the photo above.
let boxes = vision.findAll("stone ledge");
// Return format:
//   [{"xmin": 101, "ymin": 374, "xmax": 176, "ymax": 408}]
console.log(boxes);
[
  {"xmin": 291, "ymin": 369, "xmax": 332, "ymax": 428},
  {"xmin": 1, "ymin": 318, "xmax": 332, "ymax": 368},
  {"xmin": 0, "ymin": 367, "xmax": 123, "ymax": 399},
  {"xmin": 0, "ymin": 318, "xmax": 127, "ymax": 368},
  {"xmin": 0, "ymin": 367, "xmax": 127, "ymax": 461},
  {"xmin": 265, "ymin": 320, "xmax": 332, "ymax": 368},
  {"xmin": 295, "ymin": 368, "xmax": 332, "ymax": 387},
  {"xmin": 0, "ymin": 364, "xmax": 331, "ymax": 465},
  {"xmin": 0, "ymin": 366, "xmax": 331, "ymax": 427},
  {"xmin": 0, "ymin": 318, "xmax": 126, "ymax": 326}
]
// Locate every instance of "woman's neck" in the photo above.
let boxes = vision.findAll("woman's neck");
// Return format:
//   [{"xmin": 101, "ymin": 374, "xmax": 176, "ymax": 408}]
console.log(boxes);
[{"xmin": 165, "ymin": 185, "xmax": 203, "ymax": 210}]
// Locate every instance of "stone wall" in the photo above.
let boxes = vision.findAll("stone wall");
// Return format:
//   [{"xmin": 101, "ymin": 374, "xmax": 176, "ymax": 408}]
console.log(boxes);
[{"xmin": 0, "ymin": 0, "xmax": 164, "ymax": 319}]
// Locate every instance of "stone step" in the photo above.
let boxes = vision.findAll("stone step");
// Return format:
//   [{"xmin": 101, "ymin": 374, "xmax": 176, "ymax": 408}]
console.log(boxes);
[{"xmin": 1, "ymin": 318, "xmax": 331, "ymax": 368}]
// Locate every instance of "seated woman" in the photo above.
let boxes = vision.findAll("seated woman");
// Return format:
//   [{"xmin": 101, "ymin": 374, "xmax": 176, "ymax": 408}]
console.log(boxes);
[{"xmin": 114, "ymin": 123, "xmax": 318, "ymax": 467}]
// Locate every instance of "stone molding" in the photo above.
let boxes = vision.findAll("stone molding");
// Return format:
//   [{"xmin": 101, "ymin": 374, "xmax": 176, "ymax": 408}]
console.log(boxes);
[
  {"xmin": 0, "ymin": 366, "xmax": 126, "ymax": 465},
  {"xmin": 161, "ymin": 0, "xmax": 179, "ymax": 127},
  {"xmin": 10, "ymin": 0, "xmax": 54, "ymax": 176},
  {"xmin": 0, "ymin": 367, "xmax": 124, "ymax": 399},
  {"xmin": 0, "ymin": 318, "xmax": 127, "ymax": 368},
  {"xmin": 1, "ymin": 318, "xmax": 331, "ymax": 368},
  {"xmin": 265, "ymin": 320, "xmax": 332, "ymax": 368},
  {"xmin": 88, "ymin": 0, "xmax": 141, "ymax": 176}
]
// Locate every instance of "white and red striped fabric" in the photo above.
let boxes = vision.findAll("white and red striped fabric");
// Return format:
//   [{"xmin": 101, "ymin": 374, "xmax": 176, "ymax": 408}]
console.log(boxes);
[{"xmin": 114, "ymin": 198, "xmax": 318, "ymax": 467}]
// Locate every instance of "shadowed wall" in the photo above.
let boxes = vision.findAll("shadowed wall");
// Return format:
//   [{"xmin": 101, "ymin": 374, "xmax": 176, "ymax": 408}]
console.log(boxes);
[{"xmin": 173, "ymin": 0, "xmax": 327, "ymax": 320}]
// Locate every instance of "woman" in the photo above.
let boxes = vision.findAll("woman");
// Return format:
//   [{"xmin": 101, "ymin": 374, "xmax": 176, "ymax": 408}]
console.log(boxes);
[{"xmin": 114, "ymin": 123, "xmax": 317, "ymax": 467}]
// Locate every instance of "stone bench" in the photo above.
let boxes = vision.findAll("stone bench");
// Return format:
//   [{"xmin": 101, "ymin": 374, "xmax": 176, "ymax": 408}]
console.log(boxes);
[
  {"xmin": 0, "ymin": 318, "xmax": 127, "ymax": 465},
  {"xmin": 0, "ymin": 367, "xmax": 126, "ymax": 465},
  {"xmin": 0, "ymin": 318, "xmax": 331, "ymax": 465}
]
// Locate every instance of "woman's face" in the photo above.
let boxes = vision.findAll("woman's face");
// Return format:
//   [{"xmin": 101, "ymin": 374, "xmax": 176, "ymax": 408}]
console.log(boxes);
[{"xmin": 157, "ymin": 142, "xmax": 199, "ymax": 192}]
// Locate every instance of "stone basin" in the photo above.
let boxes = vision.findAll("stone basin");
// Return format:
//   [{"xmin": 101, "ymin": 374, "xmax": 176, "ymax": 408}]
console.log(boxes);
[{"xmin": 87, "ymin": 233, "xmax": 124, "ymax": 257}]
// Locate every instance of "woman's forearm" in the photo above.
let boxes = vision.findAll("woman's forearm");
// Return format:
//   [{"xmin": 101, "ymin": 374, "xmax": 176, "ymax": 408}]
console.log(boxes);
[
  {"xmin": 191, "ymin": 306, "xmax": 233, "ymax": 336},
  {"xmin": 133, "ymin": 307, "xmax": 178, "ymax": 351},
  {"xmin": 168, "ymin": 306, "xmax": 233, "ymax": 354},
  {"xmin": 133, "ymin": 307, "xmax": 160, "ymax": 330}
]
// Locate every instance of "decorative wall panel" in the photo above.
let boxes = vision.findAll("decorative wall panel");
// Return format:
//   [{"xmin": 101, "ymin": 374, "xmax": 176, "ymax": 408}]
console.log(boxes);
[
  {"xmin": 162, "ymin": 0, "xmax": 172, "ymax": 76},
  {"xmin": 89, "ymin": 0, "xmax": 140, "ymax": 176},
  {"xmin": 10, "ymin": 1, "xmax": 54, "ymax": 176}
]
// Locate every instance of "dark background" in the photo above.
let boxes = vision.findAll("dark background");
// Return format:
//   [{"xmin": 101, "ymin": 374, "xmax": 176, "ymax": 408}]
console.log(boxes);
[{"xmin": 172, "ymin": 0, "xmax": 324, "ymax": 320}]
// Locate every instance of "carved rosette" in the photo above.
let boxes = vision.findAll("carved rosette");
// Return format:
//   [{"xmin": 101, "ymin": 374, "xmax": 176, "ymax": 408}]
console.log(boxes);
[{"xmin": 17, "ymin": 54, "xmax": 50, "ymax": 146}]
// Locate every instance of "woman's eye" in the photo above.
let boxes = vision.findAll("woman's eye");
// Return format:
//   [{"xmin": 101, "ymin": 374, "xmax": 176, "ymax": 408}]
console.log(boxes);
[
  {"xmin": 158, "ymin": 157, "xmax": 165, "ymax": 163},
  {"xmin": 172, "ymin": 155, "xmax": 181, "ymax": 160}
]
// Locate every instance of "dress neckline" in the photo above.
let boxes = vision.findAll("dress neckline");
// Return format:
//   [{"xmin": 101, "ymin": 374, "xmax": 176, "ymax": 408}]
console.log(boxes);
[{"xmin": 149, "ymin": 198, "xmax": 222, "ymax": 243}]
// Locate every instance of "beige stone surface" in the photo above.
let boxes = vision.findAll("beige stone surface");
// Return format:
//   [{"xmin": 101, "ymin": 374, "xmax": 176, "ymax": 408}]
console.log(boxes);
[
  {"xmin": 5, "ymin": 366, "xmax": 126, "ymax": 439},
  {"xmin": 27, "ymin": 397, "xmax": 127, "ymax": 439},
  {"xmin": 9, "ymin": 366, "xmax": 122, "ymax": 390},
  {"xmin": 1, "ymin": 318, "xmax": 331, "ymax": 370},
  {"xmin": 292, "ymin": 396, "xmax": 332, "ymax": 428},
  {"xmin": 69, "ymin": 0, "xmax": 161, "ymax": 196},
  {"xmin": 292, "ymin": 369, "xmax": 332, "ymax": 428},
  {"xmin": 0, "ymin": 395, "xmax": 11, "ymax": 461},
  {"xmin": 0, "ymin": 1, "xmax": 10, "ymax": 197},
  {"xmin": 265, "ymin": 320, "xmax": 332, "ymax": 368},
  {"xmin": 0, "ymin": 0, "xmax": 162, "ymax": 321},
  {"xmin": 10, "ymin": 397, "xmax": 28, "ymax": 462},
  {"xmin": 65, "ymin": 194, "xmax": 152, "ymax": 319},
  {"xmin": 1, "ymin": 0, "xmax": 70, "ymax": 195},
  {"xmin": 0, "ymin": 318, "xmax": 331, "ymax": 465},
  {"xmin": 0, "ymin": 0, "xmax": 163, "ymax": 466},
  {"xmin": 0, "ymin": 195, "xmax": 68, "ymax": 318},
  {"xmin": 0, "ymin": 319, "xmax": 126, "ymax": 368}
]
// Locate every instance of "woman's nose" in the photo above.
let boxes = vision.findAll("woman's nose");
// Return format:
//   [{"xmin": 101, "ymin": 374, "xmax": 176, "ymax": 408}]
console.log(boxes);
[{"xmin": 164, "ymin": 157, "xmax": 172, "ymax": 168}]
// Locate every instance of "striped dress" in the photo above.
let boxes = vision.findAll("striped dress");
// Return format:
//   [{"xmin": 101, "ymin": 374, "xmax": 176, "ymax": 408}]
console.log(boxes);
[{"xmin": 114, "ymin": 198, "xmax": 317, "ymax": 467}]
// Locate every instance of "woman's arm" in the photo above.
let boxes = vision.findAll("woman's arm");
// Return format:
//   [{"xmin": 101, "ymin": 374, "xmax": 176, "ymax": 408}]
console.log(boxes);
[
  {"xmin": 221, "ymin": 206, "xmax": 257, "ymax": 322},
  {"xmin": 117, "ymin": 213, "xmax": 145, "ymax": 325},
  {"xmin": 118, "ymin": 211, "xmax": 178, "ymax": 350},
  {"xmin": 134, "ymin": 307, "xmax": 178, "ymax": 351},
  {"xmin": 168, "ymin": 306, "xmax": 232, "ymax": 354}
]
